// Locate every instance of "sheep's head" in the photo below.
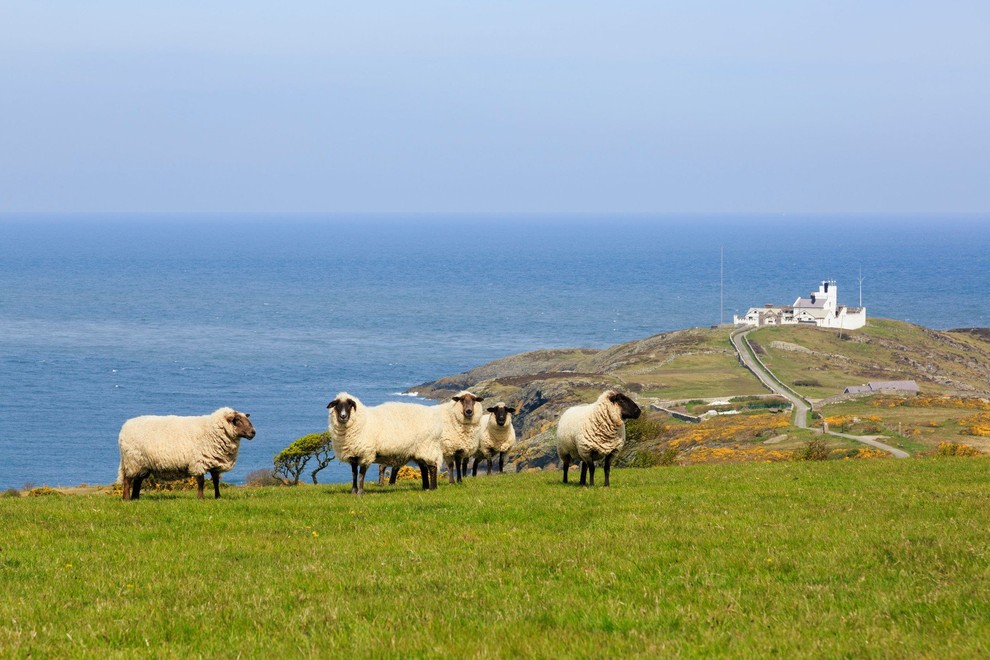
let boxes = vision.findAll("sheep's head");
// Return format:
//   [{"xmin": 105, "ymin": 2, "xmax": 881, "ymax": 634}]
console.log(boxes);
[
  {"xmin": 452, "ymin": 392, "xmax": 485, "ymax": 422},
  {"xmin": 226, "ymin": 411, "xmax": 256, "ymax": 440},
  {"xmin": 327, "ymin": 395, "xmax": 358, "ymax": 426},
  {"xmin": 486, "ymin": 403, "xmax": 516, "ymax": 427},
  {"xmin": 608, "ymin": 391, "xmax": 642, "ymax": 421}
]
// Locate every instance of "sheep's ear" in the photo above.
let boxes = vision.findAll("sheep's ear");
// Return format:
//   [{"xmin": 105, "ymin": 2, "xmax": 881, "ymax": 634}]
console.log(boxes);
[
  {"xmin": 506, "ymin": 407, "xmax": 516, "ymax": 414},
  {"xmin": 486, "ymin": 406, "xmax": 498, "ymax": 413},
  {"xmin": 475, "ymin": 396, "xmax": 485, "ymax": 402},
  {"xmin": 244, "ymin": 413, "xmax": 251, "ymax": 419},
  {"xmin": 225, "ymin": 412, "xmax": 237, "ymax": 424},
  {"xmin": 327, "ymin": 399, "xmax": 338, "ymax": 410},
  {"xmin": 451, "ymin": 395, "xmax": 462, "ymax": 402}
]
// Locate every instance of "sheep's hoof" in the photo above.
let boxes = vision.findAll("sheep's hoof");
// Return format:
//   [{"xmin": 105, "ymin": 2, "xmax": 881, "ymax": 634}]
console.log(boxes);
[{"xmin": 351, "ymin": 488, "xmax": 358, "ymax": 495}]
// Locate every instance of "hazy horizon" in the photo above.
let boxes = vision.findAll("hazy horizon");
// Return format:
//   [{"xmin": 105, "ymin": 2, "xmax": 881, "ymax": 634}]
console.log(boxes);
[{"xmin": 2, "ymin": 3, "xmax": 988, "ymax": 215}]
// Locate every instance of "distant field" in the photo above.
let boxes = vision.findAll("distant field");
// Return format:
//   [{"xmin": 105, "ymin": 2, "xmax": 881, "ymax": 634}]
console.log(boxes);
[{"xmin": 3, "ymin": 460, "xmax": 990, "ymax": 656}]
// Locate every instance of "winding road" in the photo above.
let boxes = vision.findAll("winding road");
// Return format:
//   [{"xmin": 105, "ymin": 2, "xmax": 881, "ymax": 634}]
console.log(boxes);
[{"xmin": 730, "ymin": 328, "xmax": 909, "ymax": 458}]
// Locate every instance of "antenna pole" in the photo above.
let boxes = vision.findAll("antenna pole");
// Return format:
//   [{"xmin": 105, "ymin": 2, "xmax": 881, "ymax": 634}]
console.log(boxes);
[{"xmin": 858, "ymin": 267, "xmax": 864, "ymax": 307}]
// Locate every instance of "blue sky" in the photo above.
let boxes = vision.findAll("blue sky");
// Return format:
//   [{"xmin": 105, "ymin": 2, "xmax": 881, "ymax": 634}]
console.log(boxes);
[{"xmin": 1, "ymin": 2, "xmax": 987, "ymax": 214}]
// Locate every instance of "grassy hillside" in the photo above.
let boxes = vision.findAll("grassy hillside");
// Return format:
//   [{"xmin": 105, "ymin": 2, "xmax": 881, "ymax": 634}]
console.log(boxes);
[
  {"xmin": 412, "ymin": 320, "xmax": 990, "ymax": 466},
  {"xmin": 3, "ymin": 460, "xmax": 990, "ymax": 656},
  {"xmin": 751, "ymin": 319, "xmax": 990, "ymax": 401}
]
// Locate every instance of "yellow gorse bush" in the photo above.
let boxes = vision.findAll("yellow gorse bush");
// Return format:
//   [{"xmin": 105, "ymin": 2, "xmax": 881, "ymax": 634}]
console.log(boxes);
[
  {"xmin": 667, "ymin": 413, "xmax": 789, "ymax": 450},
  {"xmin": 872, "ymin": 395, "xmax": 990, "ymax": 410},
  {"xmin": 958, "ymin": 413, "xmax": 990, "ymax": 437}
]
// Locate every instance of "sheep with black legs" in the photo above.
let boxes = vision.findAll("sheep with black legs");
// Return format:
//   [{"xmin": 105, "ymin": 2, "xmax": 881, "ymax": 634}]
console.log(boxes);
[
  {"xmin": 439, "ymin": 391, "xmax": 485, "ymax": 483},
  {"xmin": 327, "ymin": 392, "xmax": 444, "ymax": 494},
  {"xmin": 472, "ymin": 402, "xmax": 516, "ymax": 476},
  {"xmin": 117, "ymin": 407, "xmax": 256, "ymax": 501},
  {"xmin": 556, "ymin": 390, "xmax": 641, "ymax": 487}
]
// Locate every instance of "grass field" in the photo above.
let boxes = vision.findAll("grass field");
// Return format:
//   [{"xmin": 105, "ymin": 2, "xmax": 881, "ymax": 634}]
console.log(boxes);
[{"xmin": 3, "ymin": 460, "xmax": 990, "ymax": 656}]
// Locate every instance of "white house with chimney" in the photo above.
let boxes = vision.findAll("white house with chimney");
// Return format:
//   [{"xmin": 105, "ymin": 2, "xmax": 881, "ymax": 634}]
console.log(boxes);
[{"xmin": 733, "ymin": 280, "xmax": 867, "ymax": 330}]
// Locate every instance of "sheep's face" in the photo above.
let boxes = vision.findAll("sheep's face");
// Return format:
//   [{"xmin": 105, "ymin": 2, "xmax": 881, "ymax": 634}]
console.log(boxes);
[
  {"xmin": 452, "ymin": 392, "xmax": 484, "ymax": 422},
  {"xmin": 486, "ymin": 403, "xmax": 516, "ymax": 427},
  {"xmin": 327, "ymin": 397, "xmax": 357, "ymax": 426},
  {"xmin": 608, "ymin": 392, "xmax": 642, "ymax": 421},
  {"xmin": 228, "ymin": 411, "xmax": 256, "ymax": 440}
]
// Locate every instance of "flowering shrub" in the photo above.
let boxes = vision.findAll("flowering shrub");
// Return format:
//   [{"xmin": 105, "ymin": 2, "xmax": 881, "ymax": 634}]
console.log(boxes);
[
  {"xmin": 872, "ymin": 395, "xmax": 990, "ymax": 410},
  {"xmin": 935, "ymin": 442, "xmax": 983, "ymax": 457},
  {"xmin": 668, "ymin": 413, "xmax": 789, "ymax": 450},
  {"xmin": 959, "ymin": 413, "xmax": 990, "ymax": 437},
  {"xmin": 681, "ymin": 446, "xmax": 793, "ymax": 464}
]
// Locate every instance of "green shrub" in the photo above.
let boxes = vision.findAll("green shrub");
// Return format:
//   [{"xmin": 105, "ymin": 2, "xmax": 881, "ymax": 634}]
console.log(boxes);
[
  {"xmin": 799, "ymin": 437, "xmax": 830, "ymax": 461},
  {"xmin": 274, "ymin": 432, "xmax": 335, "ymax": 485}
]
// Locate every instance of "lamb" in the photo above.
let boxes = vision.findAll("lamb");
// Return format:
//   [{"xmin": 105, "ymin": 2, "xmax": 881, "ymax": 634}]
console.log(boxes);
[
  {"xmin": 556, "ymin": 390, "xmax": 641, "ymax": 487},
  {"xmin": 327, "ymin": 392, "xmax": 445, "ymax": 494},
  {"xmin": 117, "ymin": 407, "xmax": 256, "ymax": 501},
  {"xmin": 439, "ymin": 391, "xmax": 485, "ymax": 483},
  {"xmin": 472, "ymin": 403, "xmax": 516, "ymax": 476}
]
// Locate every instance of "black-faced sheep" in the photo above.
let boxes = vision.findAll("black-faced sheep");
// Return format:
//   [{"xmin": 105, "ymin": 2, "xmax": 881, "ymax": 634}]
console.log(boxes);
[
  {"xmin": 327, "ymin": 392, "xmax": 444, "ymax": 494},
  {"xmin": 440, "ymin": 391, "xmax": 485, "ymax": 483},
  {"xmin": 117, "ymin": 407, "xmax": 256, "ymax": 500},
  {"xmin": 472, "ymin": 402, "xmax": 516, "ymax": 476},
  {"xmin": 556, "ymin": 390, "xmax": 641, "ymax": 487}
]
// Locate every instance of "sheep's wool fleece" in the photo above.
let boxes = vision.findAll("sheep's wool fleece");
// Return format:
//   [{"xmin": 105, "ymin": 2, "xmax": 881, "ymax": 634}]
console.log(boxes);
[
  {"xmin": 556, "ymin": 391, "xmax": 627, "ymax": 463},
  {"xmin": 329, "ymin": 393, "xmax": 444, "ymax": 469},
  {"xmin": 118, "ymin": 408, "xmax": 243, "ymax": 479},
  {"xmin": 440, "ymin": 393, "xmax": 482, "ymax": 460},
  {"xmin": 475, "ymin": 412, "xmax": 516, "ymax": 459}
]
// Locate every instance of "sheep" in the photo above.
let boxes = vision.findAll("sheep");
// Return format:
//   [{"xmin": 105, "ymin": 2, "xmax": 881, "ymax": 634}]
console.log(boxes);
[
  {"xmin": 556, "ymin": 390, "xmax": 641, "ymax": 487},
  {"xmin": 472, "ymin": 403, "xmax": 516, "ymax": 476},
  {"xmin": 117, "ymin": 407, "xmax": 256, "ymax": 501},
  {"xmin": 439, "ymin": 391, "xmax": 485, "ymax": 483},
  {"xmin": 327, "ymin": 392, "xmax": 444, "ymax": 494}
]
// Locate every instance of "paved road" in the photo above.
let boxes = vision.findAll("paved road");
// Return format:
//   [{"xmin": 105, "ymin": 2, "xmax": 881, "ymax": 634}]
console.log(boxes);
[
  {"xmin": 823, "ymin": 431, "xmax": 910, "ymax": 458},
  {"xmin": 730, "ymin": 329, "xmax": 810, "ymax": 428},
  {"xmin": 729, "ymin": 328, "xmax": 909, "ymax": 458}
]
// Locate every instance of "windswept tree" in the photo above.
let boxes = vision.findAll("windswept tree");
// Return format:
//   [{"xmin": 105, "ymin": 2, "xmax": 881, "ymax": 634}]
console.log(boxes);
[{"xmin": 273, "ymin": 432, "xmax": 335, "ymax": 485}]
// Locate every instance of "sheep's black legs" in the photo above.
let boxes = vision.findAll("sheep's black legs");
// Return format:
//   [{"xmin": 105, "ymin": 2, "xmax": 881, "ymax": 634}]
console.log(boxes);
[
  {"xmin": 418, "ymin": 461, "xmax": 429, "ymax": 490},
  {"xmin": 562, "ymin": 456, "xmax": 571, "ymax": 483},
  {"xmin": 579, "ymin": 461, "xmax": 587, "ymax": 486},
  {"xmin": 447, "ymin": 462, "xmax": 456, "ymax": 484},
  {"xmin": 195, "ymin": 474, "xmax": 206, "ymax": 499},
  {"xmin": 460, "ymin": 457, "xmax": 469, "ymax": 480},
  {"xmin": 389, "ymin": 466, "xmax": 399, "ymax": 485},
  {"xmin": 131, "ymin": 474, "xmax": 145, "ymax": 500},
  {"xmin": 358, "ymin": 464, "xmax": 368, "ymax": 495},
  {"xmin": 499, "ymin": 452, "xmax": 505, "ymax": 473},
  {"xmin": 350, "ymin": 460, "xmax": 359, "ymax": 494},
  {"xmin": 121, "ymin": 477, "xmax": 132, "ymax": 501},
  {"xmin": 588, "ymin": 462, "xmax": 596, "ymax": 487},
  {"xmin": 210, "ymin": 469, "xmax": 221, "ymax": 498},
  {"xmin": 487, "ymin": 458, "xmax": 493, "ymax": 476},
  {"xmin": 429, "ymin": 465, "xmax": 438, "ymax": 490},
  {"xmin": 472, "ymin": 458, "xmax": 480, "ymax": 477},
  {"xmin": 603, "ymin": 454, "xmax": 613, "ymax": 488}
]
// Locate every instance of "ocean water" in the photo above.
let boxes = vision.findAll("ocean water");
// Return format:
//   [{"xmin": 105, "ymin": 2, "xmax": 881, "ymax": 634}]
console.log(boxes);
[{"xmin": 1, "ymin": 214, "xmax": 988, "ymax": 489}]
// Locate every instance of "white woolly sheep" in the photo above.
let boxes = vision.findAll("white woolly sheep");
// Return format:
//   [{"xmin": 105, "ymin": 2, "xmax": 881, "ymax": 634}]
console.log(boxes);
[
  {"xmin": 117, "ymin": 407, "xmax": 256, "ymax": 501},
  {"xmin": 327, "ymin": 392, "xmax": 445, "ymax": 494},
  {"xmin": 439, "ymin": 391, "xmax": 485, "ymax": 484},
  {"xmin": 472, "ymin": 402, "xmax": 516, "ymax": 476},
  {"xmin": 556, "ymin": 390, "xmax": 641, "ymax": 487}
]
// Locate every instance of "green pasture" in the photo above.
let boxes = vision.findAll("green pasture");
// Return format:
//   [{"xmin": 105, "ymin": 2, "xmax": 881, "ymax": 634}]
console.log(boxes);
[{"xmin": 2, "ymin": 459, "xmax": 989, "ymax": 656}]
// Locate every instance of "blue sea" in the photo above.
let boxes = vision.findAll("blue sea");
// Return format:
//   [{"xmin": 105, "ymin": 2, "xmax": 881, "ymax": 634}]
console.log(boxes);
[{"xmin": 1, "ymin": 214, "xmax": 988, "ymax": 490}]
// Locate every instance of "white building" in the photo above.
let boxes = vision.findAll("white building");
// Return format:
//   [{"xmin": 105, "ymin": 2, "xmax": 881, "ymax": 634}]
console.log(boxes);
[{"xmin": 733, "ymin": 280, "xmax": 867, "ymax": 330}]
